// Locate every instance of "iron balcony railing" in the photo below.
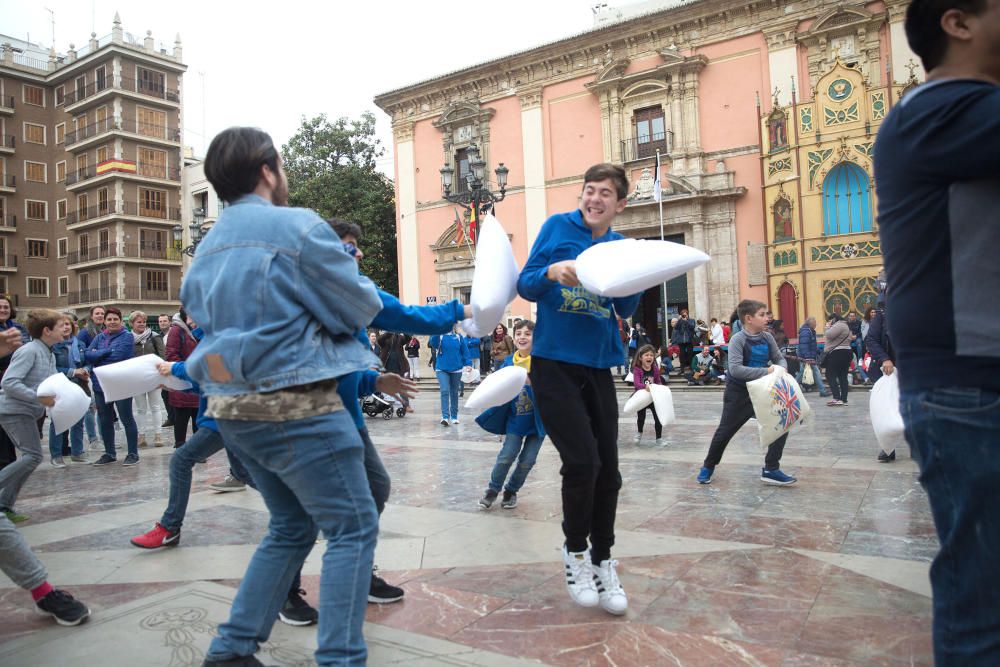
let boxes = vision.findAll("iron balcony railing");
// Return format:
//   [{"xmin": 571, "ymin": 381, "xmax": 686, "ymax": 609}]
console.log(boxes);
[
  {"xmin": 66, "ymin": 201, "xmax": 120, "ymax": 225},
  {"xmin": 66, "ymin": 243, "xmax": 183, "ymax": 266},
  {"xmin": 0, "ymin": 255, "xmax": 17, "ymax": 269},
  {"xmin": 64, "ymin": 76, "xmax": 180, "ymax": 106},
  {"xmin": 67, "ymin": 286, "xmax": 118, "ymax": 306},
  {"xmin": 620, "ymin": 130, "xmax": 673, "ymax": 162},
  {"xmin": 0, "ymin": 95, "xmax": 14, "ymax": 109},
  {"xmin": 0, "ymin": 135, "xmax": 14, "ymax": 149},
  {"xmin": 122, "ymin": 201, "xmax": 182, "ymax": 221},
  {"xmin": 121, "ymin": 286, "xmax": 181, "ymax": 301},
  {"xmin": 0, "ymin": 215, "xmax": 16, "ymax": 230}
]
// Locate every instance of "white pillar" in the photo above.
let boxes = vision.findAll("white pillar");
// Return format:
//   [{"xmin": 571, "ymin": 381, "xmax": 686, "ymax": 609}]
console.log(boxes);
[
  {"xmin": 768, "ymin": 46, "xmax": 797, "ymax": 107},
  {"xmin": 889, "ymin": 16, "xmax": 923, "ymax": 82},
  {"xmin": 394, "ymin": 122, "xmax": 419, "ymax": 304},
  {"xmin": 691, "ymin": 223, "xmax": 709, "ymax": 319},
  {"xmin": 519, "ymin": 90, "xmax": 546, "ymax": 246}
]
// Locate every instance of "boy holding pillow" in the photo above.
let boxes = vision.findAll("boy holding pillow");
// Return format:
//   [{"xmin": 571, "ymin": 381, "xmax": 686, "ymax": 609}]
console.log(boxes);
[
  {"xmin": 517, "ymin": 164, "xmax": 641, "ymax": 616},
  {"xmin": 697, "ymin": 299, "xmax": 798, "ymax": 486}
]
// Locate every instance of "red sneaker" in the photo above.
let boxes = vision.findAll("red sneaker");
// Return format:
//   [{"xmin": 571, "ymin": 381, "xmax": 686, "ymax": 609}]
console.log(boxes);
[{"xmin": 130, "ymin": 522, "xmax": 180, "ymax": 549}]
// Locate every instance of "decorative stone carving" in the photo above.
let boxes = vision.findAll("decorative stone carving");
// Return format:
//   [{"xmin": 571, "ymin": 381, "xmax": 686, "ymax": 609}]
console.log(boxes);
[{"xmin": 631, "ymin": 168, "xmax": 656, "ymax": 200}]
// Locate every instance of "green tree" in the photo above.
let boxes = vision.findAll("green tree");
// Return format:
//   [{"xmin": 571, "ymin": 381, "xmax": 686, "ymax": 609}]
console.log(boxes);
[{"xmin": 281, "ymin": 112, "xmax": 398, "ymax": 293}]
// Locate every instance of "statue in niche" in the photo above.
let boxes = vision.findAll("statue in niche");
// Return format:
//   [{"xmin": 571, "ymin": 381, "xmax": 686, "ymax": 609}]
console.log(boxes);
[
  {"xmin": 774, "ymin": 198, "xmax": 794, "ymax": 240},
  {"xmin": 768, "ymin": 110, "xmax": 788, "ymax": 151},
  {"xmin": 633, "ymin": 167, "xmax": 655, "ymax": 200}
]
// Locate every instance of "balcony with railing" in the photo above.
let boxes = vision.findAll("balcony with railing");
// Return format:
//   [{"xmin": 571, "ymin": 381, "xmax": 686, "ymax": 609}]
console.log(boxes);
[
  {"xmin": 122, "ymin": 200, "xmax": 182, "ymax": 221},
  {"xmin": 620, "ymin": 130, "xmax": 674, "ymax": 163},
  {"xmin": 0, "ymin": 214, "xmax": 16, "ymax": 232},
  {"xmin": 66, "ymin": 243, "xmax": 183, "ymax": 267},
  {"xmin": 118, "ymin": 118, "xmax": 181, "ymax": 143},
  {"xmin": 64, "ymin": 75, "xmax": 180, "ymax": 110},
  {"xmin": 0, "ymin": 95, "xmax": 13, "ymax": 114},
  {"xmin": 65, "ymin": 165, "xmax": 98, "ymax": 187},
  {"xmin": 0, "ymin": 134, "xmax": 14, "ymax": 153},
  {"xmin": 121, "ymin": 286, "xmax": 181, "ymax": 302},
  {"xmin": 0, "ymin": 174, "xmax": 14, "ymax": 191},
  {"xmin": 0, "ymin": 254, "xmax": 18, "ymax": 270},
  {"xmin": 66, "ymin": 201, "xmax": 121, "ymax": 226},
  {"xmin": 135, "ymin": 164, "xmax": 181, "ymax": 182},
  {"xmin": 67, "ymin": 286, "xmax": 118, "ymax": 306},
  {"xmin": 65, "ymin": 117, "xmax": 117, "ymax": 147}
]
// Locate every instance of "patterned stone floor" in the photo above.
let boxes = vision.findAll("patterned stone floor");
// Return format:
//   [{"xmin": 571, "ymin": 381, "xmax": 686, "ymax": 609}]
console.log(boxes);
[{"xmin": 0, "ymin": 389, "xmax": 934, "ymax": 666}]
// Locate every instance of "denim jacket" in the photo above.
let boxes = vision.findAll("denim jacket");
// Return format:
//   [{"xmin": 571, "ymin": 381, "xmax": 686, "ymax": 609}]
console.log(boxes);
[{"xmin": 180, "ymin": 194, "xmax": 382, "ymax": 395}]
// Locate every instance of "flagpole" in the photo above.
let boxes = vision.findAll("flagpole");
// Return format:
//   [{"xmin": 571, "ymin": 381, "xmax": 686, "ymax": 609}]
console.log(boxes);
[{"xmin": 656, "ymin": 149, "xmax": 668, "ymax": 348}]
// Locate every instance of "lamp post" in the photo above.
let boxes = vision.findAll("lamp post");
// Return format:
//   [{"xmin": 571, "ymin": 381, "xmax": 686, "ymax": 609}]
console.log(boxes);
[
  {"xmin": 439, "ymin": 143, "xmax": 509, "ymax": 223},
  {"xmin": 173, "ymin": 207, "xmax": 206, "ymax": 257}
]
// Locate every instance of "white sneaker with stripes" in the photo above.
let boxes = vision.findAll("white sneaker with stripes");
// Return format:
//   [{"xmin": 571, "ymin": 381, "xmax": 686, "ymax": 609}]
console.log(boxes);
[{"xmin": 562, "ymin": 546, "xmax": 599, "ymax": 607}]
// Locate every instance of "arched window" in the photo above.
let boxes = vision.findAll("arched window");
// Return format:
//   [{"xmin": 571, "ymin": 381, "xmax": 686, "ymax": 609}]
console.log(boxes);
[
  {"xmin": 822, "ymin": 162, "xmax": 873, "ymax": 235},
  {"xmin": 778, "ymin": 282, "xmax": 798, "ymax": 333}
]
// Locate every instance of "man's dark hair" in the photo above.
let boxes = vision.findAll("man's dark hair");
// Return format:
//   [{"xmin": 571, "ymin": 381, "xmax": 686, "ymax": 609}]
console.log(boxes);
[
  {"xmin": 204, "ymin": 127, "xmax": 280, "ymax": 204},
  {"xmin": 326, "ymin": 218, "xmax": 362, "ymax": 242},
  {"xmin": 26, "ymin": 309, "xmax": 62, "ymax": 339},
  {"xmin": 737, "ymin": 299, "xmax": 767, "ymax": 323},
  {"xmin": 905, "ymin": 0, "xmax": 989, "ymax": 70},
  {"xmin": 583, "ymin": 163, "xmax": 629, "ymax": 200}
]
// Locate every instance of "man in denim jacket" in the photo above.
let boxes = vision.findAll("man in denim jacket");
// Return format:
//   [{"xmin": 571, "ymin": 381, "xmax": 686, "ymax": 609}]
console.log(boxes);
[{"xmin": 180, "ymin": 127, "xmax": 383, "ymax": 667}]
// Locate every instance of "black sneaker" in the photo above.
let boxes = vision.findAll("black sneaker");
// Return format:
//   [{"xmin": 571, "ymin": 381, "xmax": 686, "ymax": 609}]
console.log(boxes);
[
  {"xmin": 122, "ymin": 453, "xmax": 139, "ymax": 466},
  {"xmin": 201, "ymin": 657, "xmax": 267, "ymax": 667},
  {"xmin": 501, "ymin": 490, "xmax": 518, "ymax": 509},
  {"xmin": 35, "ymin": 589, "xmax": 90, "ymax": 626},
  {"xmin": 93, "ymin": 454, "xmax": 117, "ymax": 466},
  {"xmin": 278, "ymin": 588, "xmax": 317, "ymax": 626},
  {"xmin": 877, "ymin": 449, "xmax": 896, "ymax": 463},
  {"xmin": 479, "ymin": 489, "xmax": 498, "ymax": 509},
  {"xmin": 368, "ymin": 568, "xmax": 404, "ymax": 604},
  {"xmin": 161, "ymin": 419, "xmax": 174, "ymax": 428}
]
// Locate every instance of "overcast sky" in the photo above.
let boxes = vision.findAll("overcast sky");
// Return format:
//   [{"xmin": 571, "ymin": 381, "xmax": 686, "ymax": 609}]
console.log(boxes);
[{"xmin": 0, "ymin": 0, "xmax": 610, "ymax": 174}]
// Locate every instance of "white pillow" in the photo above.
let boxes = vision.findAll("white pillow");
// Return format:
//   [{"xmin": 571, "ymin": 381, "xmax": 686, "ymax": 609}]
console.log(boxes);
[
  {"xmin": 649, "ymin": 384, "xmax": 676, "ymax": 425},
  {"xmin": 36, "ymin": 373, "xmax": 91, "ymax": 434},
  {"xmin": 93, "ymin": 354, "xmax": 192, "ymax": 402},
  {"xmin": 622, "ymin": 389, "xmax": 653, "ymax": 415},
  {"xmin": 746, "ymin": 367, "xmax": 812, "ymax": 449},
  {"xmin": 464, "ymin": 365, "xmax": 527, "ymax": 410},
  {"xmin": 468, "ymin": 214, "xmax": 519, "ymax": 335},
  {"xmin": 870, "ymin": 371, "xmax": 906, "ymax": 454},
  {"xmin": 576, "ymin": 239, "xmax": 710, "ymax": 298}
]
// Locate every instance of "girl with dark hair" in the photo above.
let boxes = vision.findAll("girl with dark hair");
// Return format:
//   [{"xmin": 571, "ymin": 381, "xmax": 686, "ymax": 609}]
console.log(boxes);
[
  {"xmin": 631, "ymin": 344, "xmax": 666, "ymax": 444},
  {"xmin": 490, "ymin": 324, "xmax": 514, "ymax": 371}
]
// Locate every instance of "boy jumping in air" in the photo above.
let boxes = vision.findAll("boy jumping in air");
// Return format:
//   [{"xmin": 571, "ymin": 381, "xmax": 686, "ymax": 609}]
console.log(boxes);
[{"xmin": 518, "ymin": 164, "xmax": 641, "ymax": 616}]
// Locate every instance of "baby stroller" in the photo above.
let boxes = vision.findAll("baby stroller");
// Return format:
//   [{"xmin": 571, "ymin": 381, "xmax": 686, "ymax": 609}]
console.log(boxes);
[{"xmin": 362, "ymin": 392, "xmax": 406, "ymax": 419}]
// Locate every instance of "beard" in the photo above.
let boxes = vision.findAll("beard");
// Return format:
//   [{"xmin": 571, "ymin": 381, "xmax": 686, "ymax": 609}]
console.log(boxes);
[{"xmin": 271, "ymin": 177, "xmax": 289, "ymax": 207}]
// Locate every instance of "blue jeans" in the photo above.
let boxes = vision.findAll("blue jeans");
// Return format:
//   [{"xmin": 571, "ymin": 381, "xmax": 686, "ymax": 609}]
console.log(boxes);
[
  {"xmin": 47, "ymin": 418, "xmax": 84, "ymax": 459},
  {"xmin": 796, "ymin": 360, "xmax": 827, "ymax": 394},
  {"xmin": 94, "ymin": 391, "xmax": 138, "ymax": 458},
  {"xmin": 900, "ymin": 387, "xmax": 1000, "ymax": 666},
  {"xmin": 489, "ymin": 432, "xmax": 544, "ymax": 493},
  {"xmin": 83, "ymin": 406, "xmax": 97, "ymax": 441},
  {"xmin": 436, "ymin": 370, "xmax": 461, "ymax": 420},
  {"xmin": 160, "ymin": 427, "xmax": 255, "ymax": 532},
  {"xmin": 359, "ymin": 428, "xmax": 390, "ymax": 515},
  {"xmin": 207, "ymin": 410, "xmax": 377, "ymax": 666}
]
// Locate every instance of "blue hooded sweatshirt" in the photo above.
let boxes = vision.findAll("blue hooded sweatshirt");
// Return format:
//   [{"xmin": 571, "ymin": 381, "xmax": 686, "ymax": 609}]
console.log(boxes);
[
  {"xmin": 427, "ymin": 332, "xmax": 472, "ymax": 373},
  {"xmin": 475, "ymin": 355, "xmax": 546, "ymax": 438},
  {"xmin": 517, "ymin": 209, "xmax": 641, "ymax": 369}
]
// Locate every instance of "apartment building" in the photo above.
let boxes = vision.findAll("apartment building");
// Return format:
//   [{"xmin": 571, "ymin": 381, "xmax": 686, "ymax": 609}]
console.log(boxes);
[{"xmin": 0, "ymin": 12, "xmax": 186, "ymax": 318}]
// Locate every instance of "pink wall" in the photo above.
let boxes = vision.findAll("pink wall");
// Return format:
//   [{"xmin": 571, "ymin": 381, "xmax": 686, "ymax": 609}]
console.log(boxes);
[
  {"xmin": 696, "ymin": 33, "xmax": 769, "ymax": 153},
  {"xmin": 412, "ymin": 118, "xmax": 443, "ymax": 205},
  {"xmin": 545, "ymin": 182, "xmax": 582, "ymax": 220},
  {"xmin": 487, "ymin": 96, "xmax": 525, "ymax": 189},
  {"xmin": 543, "ymin": 76, "xmax": 604, "ymax": 180},
  {"xmin": 414, "ymin": 207, "xmax": 452, "ymax": 302},
  {"xmin": 729, "ymin": 152, "xmax": 767, "ymax": 304},
  {"xmin": 625, "ymin": 54, "xmax": 662, "ymax": 76}
]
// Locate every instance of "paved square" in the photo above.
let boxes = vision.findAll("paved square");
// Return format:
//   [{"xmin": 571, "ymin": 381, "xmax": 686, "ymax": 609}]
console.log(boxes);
[{"xmin": 0, "ymin": 389, "xmax": 933, "ymax": 665}]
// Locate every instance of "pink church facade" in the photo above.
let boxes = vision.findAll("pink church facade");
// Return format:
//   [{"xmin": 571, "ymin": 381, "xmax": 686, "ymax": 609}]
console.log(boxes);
[{"xmin": 375, "ymin": 0, "xmax": 918, "ymax": 346}]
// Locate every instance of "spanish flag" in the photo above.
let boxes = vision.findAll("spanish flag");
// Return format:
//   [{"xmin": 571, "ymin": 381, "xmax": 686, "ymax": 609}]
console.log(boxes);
[{"xmin": 469, "ymin": 205, "xmax": 478, "ymax": 245}]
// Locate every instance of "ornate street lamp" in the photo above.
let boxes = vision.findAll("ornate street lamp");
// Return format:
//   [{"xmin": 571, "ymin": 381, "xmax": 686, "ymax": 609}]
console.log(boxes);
[
  {"xmin": 439, "ymin": 143, "xmax": 509, "ymax": 219},
  {"xmin": 173, "ymin": 207, "xmax": 206, "ymax": 257}
]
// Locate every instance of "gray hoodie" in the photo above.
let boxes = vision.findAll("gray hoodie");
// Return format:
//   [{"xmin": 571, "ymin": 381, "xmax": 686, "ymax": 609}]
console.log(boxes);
[{"xmin": 0, "ymin": 339, "xmax": 57, "ymax": 419}]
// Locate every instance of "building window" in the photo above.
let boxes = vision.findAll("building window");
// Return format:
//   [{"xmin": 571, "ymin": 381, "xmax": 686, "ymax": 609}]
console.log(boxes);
[
  {"xmin": 77, "ymin": 194, "xmax": 89, "ymax": 219},
  {"xmin": 23, "ymin": 123, "xmax": 45, "ymax": 145},
  {"xmin": 822, "ymin": 162, "xmax": 873, "ymax": 235},
  {"xmin": 97, "ymin": 145, "xmax": 110, "ymax": 164},
  {"xmin": 454, "ymin": 148, "xmax": 470, "ymax": 194},
  {"xmin": 137, "ymin": 67, "xmax": 166, "ymax": 97},
  {"xmin": 95, "ymin": 65, "xmax": 107, "ymax": 91},
  {"xmin": 58, "ymin": 276, "xmax": 68, "ymax": 296},
  {"xmin": 78, "ymin": 235, "xmax": 89, "ymax": 255},
  {"xmin": 633, "ymin": 106, "xmax": 668, "ymax": 159},
  {"xmin": 56, "ymin": 199, "xmax": 67, "ymax": 220},
  {"xmin": 56, "ymin": 161, "xmax": 66, "ymax": 182},
  {"xmin": 138, "ymin": 147, "xmax": 167, "ymax": 178},
  {"xmin": 27, "ymin": 277, "xmax": 48, "ymax": 297},
  {"xmin": 75, "ymin": 76, "xmax": 86, "ymax": 100},
  {"xmin": 0, "ymin": 276, "xmax": 7, "ymax": 295},
  {"xmin": 55, "ymin": 85, "xmax": 64, "ymax": 106},
  {"xmin": 55, "ymin": 123, "xmax": 65, "ymax": 144},
  {"xmin": 139, "ymin": 188, "xmax": 166, "ymax": 217},
  {"xmin": 79, "ymin": 272, "xmax": 89, "ymax": 293},
  {"xmin": 98, "ymin": 188, "xmax": 109, "ymax": 215},
  {"xmin": 25, "ymin": 200, "xmax": 47, "ymax": 220},
  {"xmin": 140, "ymin": 229, "xmax": 167, "ymax": 258},
  {"xmin": 138, "ymin": 107, "xmax": 166, "ymax": 138},
  {"xmin": 24, "ymin": 161, "xmax": 46, "ymax": 183},
  {"xmin": 57, "ymin": 238, "xmax": 68, "ymax": 257},
  {"xmin": 22, "ymin": 85, "xmax": 44, "ymax": 107},
  {"xmin": 27, "ymin": 239, "xmax": 48, "ymax": 258},
  {"xmin": 144, "ymin": 269, "xmax": 169, "ymax": 295}
]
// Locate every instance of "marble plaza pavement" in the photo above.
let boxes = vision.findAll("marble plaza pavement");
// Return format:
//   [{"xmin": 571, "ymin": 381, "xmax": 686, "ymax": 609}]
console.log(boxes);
[{"xmin": 0, "ymin": 390, "xmax": 934, "ymax": 666}]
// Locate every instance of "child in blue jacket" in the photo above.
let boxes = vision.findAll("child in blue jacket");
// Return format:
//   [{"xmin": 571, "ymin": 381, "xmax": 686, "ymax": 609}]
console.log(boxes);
[{"xmin": 476, "ymin": 320, "xmax": 543, "ymax": 510}]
